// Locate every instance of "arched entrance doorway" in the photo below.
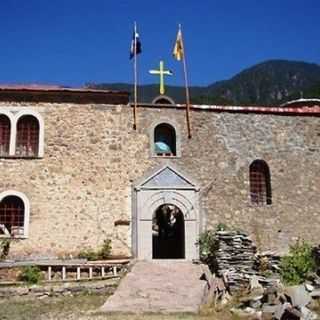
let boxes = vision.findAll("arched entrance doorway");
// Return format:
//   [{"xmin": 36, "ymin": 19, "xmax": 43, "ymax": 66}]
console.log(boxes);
[
  {"xmin": 133, "ymin": 165, "xmax": 202, "ymax": 260},
  {"xmin": 152, "ymin": 204, "xmax": 185, "ymax": 259}
]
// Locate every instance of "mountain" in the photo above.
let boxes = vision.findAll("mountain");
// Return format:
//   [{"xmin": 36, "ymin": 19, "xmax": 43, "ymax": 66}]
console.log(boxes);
[
  {"xmin": 86, "ymin": 82, "xmax": 207, "ymax": 104},
  {"xmin": 206, "ymin": 60, "xmax": 320, "ymax": 105},
  {"xmin": 286, "ymin": 81, "xmax": 320, "ymax": 101},
  {"xmin": 87, "ymin": 60, "xmax": 320, "ymax": 106}
]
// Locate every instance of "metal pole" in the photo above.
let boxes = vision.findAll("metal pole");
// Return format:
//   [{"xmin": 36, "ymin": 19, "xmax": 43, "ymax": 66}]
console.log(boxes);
[
  {"xmin": 133, "ymin": 22, "xmax": 138, "ymax": 130},
  {"xmin": 180, "ymin": 25, "xmax": 192, "ymax": 139}
]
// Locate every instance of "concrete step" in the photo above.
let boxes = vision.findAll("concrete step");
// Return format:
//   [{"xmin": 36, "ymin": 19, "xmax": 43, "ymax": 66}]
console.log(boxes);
[{"xmin": 100, "ymin": 260, "xmax": 209, "ymax": 314}]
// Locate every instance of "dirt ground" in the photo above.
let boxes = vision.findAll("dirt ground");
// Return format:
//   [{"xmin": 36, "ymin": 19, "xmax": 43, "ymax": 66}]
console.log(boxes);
[{"xmin": 0, "ymin": 294, "xmax": 236, "ymax": 320}]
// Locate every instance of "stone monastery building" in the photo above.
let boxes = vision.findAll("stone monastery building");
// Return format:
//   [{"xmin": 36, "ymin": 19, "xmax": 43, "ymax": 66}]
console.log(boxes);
[{"xmin": 0, "ymin": 86, "xmax": 319, "ymax": 260}]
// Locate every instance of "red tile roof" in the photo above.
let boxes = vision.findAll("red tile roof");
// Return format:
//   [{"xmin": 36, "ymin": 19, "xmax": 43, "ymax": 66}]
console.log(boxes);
[
  {"xmin": 0, "ymin": 84, "xmax": 128, "ymax": 94},
  {"xmin": 0, "ymin": 84, "xmax": 129, "ymax": 104},
  {"xmin": 136, "ymin": 102, "xmax": 320, "ymax": 116}
]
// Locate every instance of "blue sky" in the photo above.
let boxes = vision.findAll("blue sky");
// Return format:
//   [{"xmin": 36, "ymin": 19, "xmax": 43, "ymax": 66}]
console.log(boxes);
[{"xmin": 1, "ymin": 0, "xmax": 319, "ymax": 87}]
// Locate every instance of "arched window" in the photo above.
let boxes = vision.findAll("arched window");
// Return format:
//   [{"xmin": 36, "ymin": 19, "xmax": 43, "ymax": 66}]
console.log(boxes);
[
  {"xmin": 0, "ymin": 196, "xmax": 25, "ymax": 237},
  {"xmin": 154, "ymin": 98, "xmax": 172, "ymax": 104},
  {"xmin": 154, "ymin": 123, "xmax": 176, "ymax": 156},
  {"xmin": 0, "ymin": 115, "xmax": 10, "ymax": 156},
  {"xmin": 152, "ymin": 95, "xmax": 175, "ymax": 105},
  {"xmin": 16, "ymin": 115, "xmax": 40, "ymax": 157},
  {"xmin": 249, "ymin": 160, "xmax": 272, "ymax": 205}
]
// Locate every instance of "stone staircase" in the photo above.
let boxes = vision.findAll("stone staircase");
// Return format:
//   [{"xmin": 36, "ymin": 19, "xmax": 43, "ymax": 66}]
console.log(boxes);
[{"xmin": 100, "ymin": 260, "xmax": 209, "ymax": 314}]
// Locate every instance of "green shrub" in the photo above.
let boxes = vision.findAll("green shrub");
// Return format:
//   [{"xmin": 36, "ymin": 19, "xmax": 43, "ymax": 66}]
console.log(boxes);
[
  {"xmin": 19, "ymin": 266, "xmax": 42, "ymax": 284},
  {"xmin": 197, "ymin": 230, "xmax": 219, "ymax": 272},
  {"xmin": 280, "ymin": 240, "xmax": 316, "ymax": 285},
  {"xmin": 98, "ymin": 239, "xmax": 112, "ymax": 260},
  {"xmin": 0, "ymin": 238, "xmax": 10, "ymax": 260},
  {"xmin": 78, "ymin": 248, "xmax": 99, "ymax": 261},
  {"xmin": 216, "ymin": 223, "xmax": 229, "ymax": 231},
  {"xmin": 78, "ymin": 239, "xmax": 112, "ymax": 261}
]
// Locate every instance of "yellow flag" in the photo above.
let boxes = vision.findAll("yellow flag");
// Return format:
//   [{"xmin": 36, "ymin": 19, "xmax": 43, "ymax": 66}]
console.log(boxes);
[{"xmin": 173, "ymin": 29, "xmax": 184, "ymax": 61}]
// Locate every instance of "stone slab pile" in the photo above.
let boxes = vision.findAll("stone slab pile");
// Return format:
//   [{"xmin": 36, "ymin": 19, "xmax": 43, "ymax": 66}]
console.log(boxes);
[
  {"xmin": 313, "ymin": 246, "xmax": 320, "ymax": 268},
  {"xmin": 255, "ymin": 251, "xmax": 282, "ymax": 273},
  {"xmin": 213, "ymin": 231, "xmax": 284, "ymax": 292},
  {"xmin": 231, "ymin": 281, "xmax": 320, "ymax": 320},
  {"xmin": 215, "ymin": 231, "xmax": 257, "ymax": 291}
]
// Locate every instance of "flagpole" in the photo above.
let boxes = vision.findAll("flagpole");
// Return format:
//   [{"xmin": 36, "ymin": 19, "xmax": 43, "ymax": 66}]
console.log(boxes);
[
  {"xmin": 133, "ymin": 22, "xmax": 138, "ymax": 130},
  {"xmin": 179, "ymin": 24, "xmax": 192, "ymax": 139}
]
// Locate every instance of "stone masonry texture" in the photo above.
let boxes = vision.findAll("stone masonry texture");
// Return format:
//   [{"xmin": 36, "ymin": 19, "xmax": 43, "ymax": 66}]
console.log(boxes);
[{"xmin": 0, "ymin": 101, "xmax": 319, "ymax": 258}]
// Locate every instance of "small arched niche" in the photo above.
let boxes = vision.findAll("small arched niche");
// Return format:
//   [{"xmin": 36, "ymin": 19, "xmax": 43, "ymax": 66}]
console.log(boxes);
[
  {"xmin": 152, "ymin": 95, "xmax": 175, "ymax": 105},
  {"xmin": 154, "ymin": 123, "xmax": 177, "ymax": 157}
]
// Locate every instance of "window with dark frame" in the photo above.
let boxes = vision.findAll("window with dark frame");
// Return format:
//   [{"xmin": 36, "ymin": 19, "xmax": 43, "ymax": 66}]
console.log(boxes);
[
  {"xmin": 0, "ymin": 196, "xmax": 25, "ymax": 237},
  {"xmin": 0, "ymin": 115, "xmax": 10, "ymax": 156},
  {"xmin": 154, "ymin": 123, "xmax": 177, "ymax": 157},
  {"xmin": 16, "ymin": 115, "xmax": 39, "ymax": 157},
  {"xmin": 249, "ymin": 160, "xmax": 272, "ymax": 205}
]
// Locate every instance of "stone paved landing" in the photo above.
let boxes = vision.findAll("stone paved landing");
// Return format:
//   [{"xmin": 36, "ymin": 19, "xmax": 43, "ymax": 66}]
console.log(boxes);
[{"xmin": 100, "ymin": 260, "xmax": 208, "ymax": 314}]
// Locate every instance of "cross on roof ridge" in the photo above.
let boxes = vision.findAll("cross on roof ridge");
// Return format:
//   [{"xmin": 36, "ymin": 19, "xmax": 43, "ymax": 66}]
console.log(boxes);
[{"xmin": 149, "ymin": 60, "xmax": 173, "ymax": 95}]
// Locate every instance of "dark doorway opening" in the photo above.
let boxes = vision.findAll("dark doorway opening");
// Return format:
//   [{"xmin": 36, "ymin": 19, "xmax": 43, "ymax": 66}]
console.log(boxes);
[{"xmin": 152, "ymin": 204, "xmax": 185, "ymax": 259}]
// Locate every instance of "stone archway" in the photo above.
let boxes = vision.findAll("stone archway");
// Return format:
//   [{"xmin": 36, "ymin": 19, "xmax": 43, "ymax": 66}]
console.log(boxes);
[{"xmin": 132, "ymin": 165, "xmax": 201, "ymax": 260}]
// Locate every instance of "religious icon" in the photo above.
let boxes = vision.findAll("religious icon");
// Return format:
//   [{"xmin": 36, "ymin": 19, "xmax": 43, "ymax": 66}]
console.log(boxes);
[{"xmin": 149, "ymin": 61, "xmax": 173, "ymax": 95}]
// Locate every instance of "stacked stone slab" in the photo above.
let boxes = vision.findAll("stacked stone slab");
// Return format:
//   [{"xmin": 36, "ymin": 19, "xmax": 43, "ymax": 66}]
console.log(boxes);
[
  {"xmin": 313, "ymin": 245, "xmax": 320, "ymax": 267},
  {"xmin": 215, "ymin": 231, "xmax": 257, "ymax": 291},
  {"xmin": 231, "ymin": 282, "xmax": 320, "ymax": 319},
  {"xmin": 255, "ymin": 251, "xmax": 282, "ymax": 273}
]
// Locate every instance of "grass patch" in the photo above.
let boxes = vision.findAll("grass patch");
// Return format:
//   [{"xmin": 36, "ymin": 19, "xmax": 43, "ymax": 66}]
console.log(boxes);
[
  {"xmin": 0, "ymin": 293, "xmax": 237, "ymax": 320},
  {"xmin": 0, "ymin": 294, "xmax": 106, "ymax": 320}
]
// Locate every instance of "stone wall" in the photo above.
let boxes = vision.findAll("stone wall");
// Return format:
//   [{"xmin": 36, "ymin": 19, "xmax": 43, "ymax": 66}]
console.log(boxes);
[
  {"xmin": 0, "ymin": 101, "xmax": 319, "ymax": 258},
  {"xmin": 0, "ymin": 279, "xmax": 118, "ymax": 300}
]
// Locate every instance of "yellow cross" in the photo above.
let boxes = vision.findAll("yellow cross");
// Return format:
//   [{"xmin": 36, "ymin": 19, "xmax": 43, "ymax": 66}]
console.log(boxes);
[{"xmin": 149, "ymin": 60, "xmax": 173, "ymax": 95}]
